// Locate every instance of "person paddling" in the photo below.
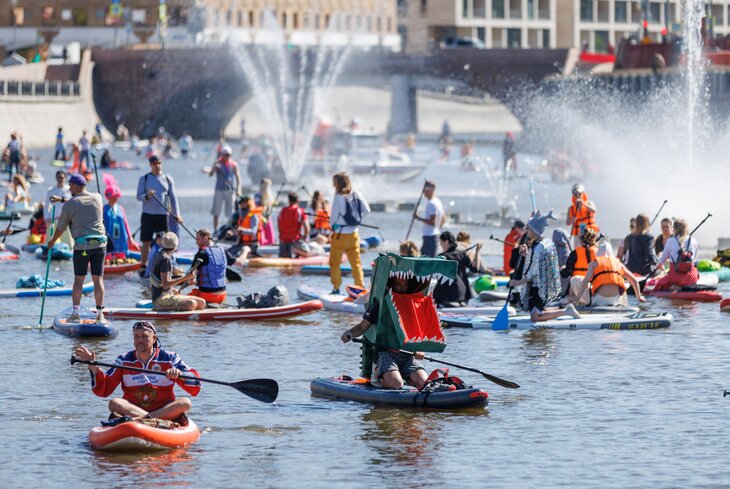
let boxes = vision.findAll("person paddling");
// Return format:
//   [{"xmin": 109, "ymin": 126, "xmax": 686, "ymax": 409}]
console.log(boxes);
[
  {"xmin": 47, "ymin": 173, "xmax": 107, "ymax": 323},
  {"xmin": 434, "ymin": 231, "xmax": 480, "ymax": 308},
  {"xmin": 567, "ymin": 250, "xmax": 645, "ymax": 307},
  {"xmin": 341, "ymin": 275, "xmax": 428, "ymax": 390},
  {"xmin": 45, "ymin": 171, "xmax": 71, "ymax": 232},
  {"xmin": 190, "ymin": 228, "xmax": 227, "ymax": 305},
  {"xmin": 150, "ymin": 232, "xmax": 206, "ymax": 311},
  {"xmin": 73, "ymin": 321, "xmax": 200, "ymax": 425},
  {"xmin": 560, "ymin": 228, "xmax": 599, "ymax": 304},
  {"xmin": 508, "ymin": 210, "xmax": 581, "ymax": 322},
  {"xmin": 208, "ymin": 144, "xmax": 240, "ymax": 231},
  {"xmin": 230, "ymin": 195, "xmax": 261, "ymax": 264},
  {"xmin": 653, "ymin": 218, "xmax": 700, "ymax": 290},
  {"xmin": 136, "ymin": 155, "xmax": 181, "ymax": 273},
  {"xmin": 412, "ymin": 180, "xmax": 445, "ymax": 257},
  {"xmin": 566, "ymin": 184, "xmax": 599, "ymax": 248},
  {"xmin": 277, "ymin": 191, "xmax": 309, "ymax": 258}
]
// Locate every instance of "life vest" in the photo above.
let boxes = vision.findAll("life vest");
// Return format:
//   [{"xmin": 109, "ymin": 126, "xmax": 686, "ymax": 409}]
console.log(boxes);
[
  {"xmin": 103, "ymin": 204, "xmax": 130, "ymax": 255},
  {"xmin": 590, "ymin": 255, "xmax": 626, "ymax": 294},
  {"xmin": 30, "ymin": 217, "xmax": 47, "ymax": 241},
  {"xmin": 238, "ymin": 210, "xmax": 261, "ymax": 245},
  {"xmin": 568, "ymin": 193, "xmax": 599, "ymax": 236},
  {"xmin": 313, "ymin": 209, "xmax": 331, "ymax": 233},
  {"xmin": 572, "ymin": 245, "xmax": 598, "ymax": 277},
  {"xmin": 503, "ymin": 228, "xmax": 521, "ymax": 274},
  {"xmin": 278, "ymin": 205, "xmax": 304, "ymax": 243},
  {"xmin": 197, "ymin": 246, "xmax": 227, "ymax": 290}
]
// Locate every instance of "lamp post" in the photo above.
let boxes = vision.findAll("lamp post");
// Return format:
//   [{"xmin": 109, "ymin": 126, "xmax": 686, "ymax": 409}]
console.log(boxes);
[{"xmin": 11, "ymin": 0, "xmax": 18, "ymax": 51}]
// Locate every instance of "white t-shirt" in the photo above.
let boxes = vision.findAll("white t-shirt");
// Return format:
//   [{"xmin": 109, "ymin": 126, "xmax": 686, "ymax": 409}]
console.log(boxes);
[
  {"xmin": 422, "ymin": 196, "xmax": 444, "ymax": 237},
  {"xmin": 45, "ymin": 186, "xmax": 71, "ymax": 221}
]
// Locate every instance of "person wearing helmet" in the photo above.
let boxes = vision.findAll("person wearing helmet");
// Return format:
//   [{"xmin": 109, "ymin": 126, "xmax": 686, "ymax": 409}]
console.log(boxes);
[
  {"xmin": 566, "ymin": 183, "xmax": 599, "ymax": 248},
  {"xmin": 208, "ymin": 143, "xmax": 241, "ymax": 231}
]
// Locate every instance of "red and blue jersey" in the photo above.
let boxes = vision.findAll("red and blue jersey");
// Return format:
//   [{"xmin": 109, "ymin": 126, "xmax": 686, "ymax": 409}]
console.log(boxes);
[{"xmin": 90, "ymin": 348, "xmax": 201, "ymax": 412}]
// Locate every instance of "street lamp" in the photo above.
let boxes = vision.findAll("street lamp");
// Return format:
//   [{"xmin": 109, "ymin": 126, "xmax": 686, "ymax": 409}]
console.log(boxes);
[{"xmin": 11, "ymin": 0, "xmax": 18, "ymax": 51}]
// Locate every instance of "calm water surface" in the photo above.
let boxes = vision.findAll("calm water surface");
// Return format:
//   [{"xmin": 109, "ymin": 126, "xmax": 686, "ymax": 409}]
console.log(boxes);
[{"xmin": 1, "ymin": 143, "xmax": 728, "ymax": 488}]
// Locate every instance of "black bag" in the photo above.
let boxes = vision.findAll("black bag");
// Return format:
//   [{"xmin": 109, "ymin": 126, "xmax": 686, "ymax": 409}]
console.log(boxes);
[
  {"xmin": 236, "ymin": 285, "xmax": 290, "ymax": 309},
  {"xmin": 342, "ymin": 193, "xmax": 363, "ymax": 226}
]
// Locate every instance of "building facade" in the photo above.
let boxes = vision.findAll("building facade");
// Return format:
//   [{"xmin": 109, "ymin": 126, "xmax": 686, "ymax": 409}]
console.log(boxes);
[
  {"xmin": 0, "ymin": 0, "xmax": 399, "ymax": 50},
  {"xmin": 399, "ymin": 0, "xmax": 730, "ymax": 53}
]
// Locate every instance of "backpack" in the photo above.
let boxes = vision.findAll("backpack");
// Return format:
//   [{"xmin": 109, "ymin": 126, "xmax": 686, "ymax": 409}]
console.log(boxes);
[
  {"xmin": 419, "ymin": 368, "xmax": 470, "ymax": 393},
  {"xmin": 673, "ymin": 236, "xmax": 693, "ymax": 274},
  {"xmin": 342, "ymin": 193, "xmax": 363, "ymax": 226}
]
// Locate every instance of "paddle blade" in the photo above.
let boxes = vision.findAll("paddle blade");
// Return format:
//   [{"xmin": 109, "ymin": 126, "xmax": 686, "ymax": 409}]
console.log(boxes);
[
  {"xmin": 226, "ymin": 267, "xmax": 242, "ymax": 282},
  {"xmin": 482, "ymin": 372, "xmax": 520, "ymax": 389},
  {"xmin": 231, "ymin": 378, "xmax": 279, "ymax": 403},
  {"xmin": 492, "ymin": 304, "xmax": 510, "ymax": 331}
]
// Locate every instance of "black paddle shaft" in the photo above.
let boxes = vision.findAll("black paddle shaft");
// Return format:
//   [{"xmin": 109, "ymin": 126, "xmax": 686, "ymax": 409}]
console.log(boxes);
[
  {"xmin": 404, "ymin": 180, "xmax": 428, "ymax": 242},
  {"xmin": 650, "ymin": 200, "xmax": 668, "ymax": 226},
  {"xmin": 351, "ymin": 338, "xmax": 520, "ymax": 389},
  {"xmin": 689, "ymin": 212, "xmax": 712, "ymax": 237},
  {"xmin": 70, "ymin": 356, "xmax": 278, "ymax": 402},
  {"xmin": 2, "ymin": 213, "xmax": 14, "ymax": 244},
  {"xmin": 150, "ymin": 193, "xmax": 195, "ymax": 239}
]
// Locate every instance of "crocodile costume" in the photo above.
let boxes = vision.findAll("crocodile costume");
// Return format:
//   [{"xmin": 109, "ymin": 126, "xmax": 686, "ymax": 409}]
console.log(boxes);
[{"xmin": 359, "ymin": 253, "xmax": 457, "ymax": 378}]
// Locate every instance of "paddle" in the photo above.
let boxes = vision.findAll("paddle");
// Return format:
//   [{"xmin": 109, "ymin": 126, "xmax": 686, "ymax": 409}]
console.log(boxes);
[
  {"xmin": 489, "ymin": 234, "xmax": 506, "ymax": 245},
  {"xmin": 352, "ymin": 338, "xmax": 519, "ymax": 389},
  {"xmin": 724, "ymin": 391, "xmax": 729, "ymax": 397},
  {"xmin": 404, "ymin": 179, "xmax": 428, "ymax": 241},
  {"xmin": 149, "ymin": 193, "xmax": 242, "ymax": 282},
  {"xmin": 645, "ymin": 211, "xmax": 713, "ymax": 282},
  {"xmin": 528, "ymin": 178, "xmax": 537, "ymax": 214},
  {"xmin": 2, "ymin": 213, "xmax": 15, "ymax": 244},
  {"xmin": 70, "ymin": 356, "xmax": 279, "ymax": 403},
  {"xmin": 492, "ymin": 250, "xmax": 525, "ymax": 331},
  {"xmin": 90, "ymin": 153, "xmax": 102, "ymax": 194},
  {"xmin": 650, "ymin": 200, "xmax": 668, "ymax": 226},
  {"xmin": 38, "ymin": 205, "xmax": 56, "ymax": 326}
]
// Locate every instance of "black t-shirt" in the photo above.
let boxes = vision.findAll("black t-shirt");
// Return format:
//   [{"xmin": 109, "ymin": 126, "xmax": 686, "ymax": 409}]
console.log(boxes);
[{"xmin": 151, "ymin": 252, "xmax": 172, "ymax": 302}]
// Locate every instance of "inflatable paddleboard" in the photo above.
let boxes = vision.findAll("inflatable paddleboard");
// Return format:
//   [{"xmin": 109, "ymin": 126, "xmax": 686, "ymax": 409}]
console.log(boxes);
[
  {"xmin": 89, "ymin": 418, "xmax": 200, "ymax": 451},
  {"xmin": 300, "ymin": 265, "xmax": 373, "ymax": 277},
  {"xmin": 52, "ymin": 306, "xmax": 117, "ymax": 337},
  {"xmin": 297, "ymin": 285, "xmax": 366, "ymax": 313},
  {"xmin": 440, "ymin": 311, "xmax": 673, "ymax": 331},
  {"xmin": 245, "ymin": 255, "xmax": 336, "ymax": 268},
  {"xmin": 0, "ymin": 281, "xmax": 93, "ymax": 298},
  {"xmin": 105, "ymin": 300, "xmax": 323, "ymax": 321}
]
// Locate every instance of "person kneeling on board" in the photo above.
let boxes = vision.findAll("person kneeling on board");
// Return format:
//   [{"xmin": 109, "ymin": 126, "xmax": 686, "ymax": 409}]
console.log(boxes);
[
  {"xmin": 566, "ymin": 252, "xmax": 645, "ymax": 307},
  {"xmin": 189, "ymin": 228, "xmax": 227, "ymax": 305},
  {"xmin": 150, "ymin": 232, "xmax": 206, "ymax": 312}
]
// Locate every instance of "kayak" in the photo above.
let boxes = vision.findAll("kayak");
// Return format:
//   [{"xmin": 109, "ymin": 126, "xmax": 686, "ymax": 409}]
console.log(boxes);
[
  {"xmin": 645, "ymin": 289, "xmax": 722, "ymax": 302},
  {"xmin": 311, "ymin": 377, "xmax": 489, "ymax": 409},
  {"xmin": 440, "ymin": 311, "xmax": 673, "ymax": 331},
  {"xmin": 0, "ymin": 281, "xmax": 93, "ymax": 298},
  {"xmin": 105, "ymin": 261, "xmax": 143, "ymax": 274},
  {"xmin": 35, "ymin": 245, "xmax": 73, "ymax": 261},
  {"xmin": 246, "ymin": 255, "xmax": 337, "ymax": 268},
  {"xmin": 52, "ymin": 306, "xmax": 117, "ymax": 337},
  {"xmin": 104, "ymin": 299, "xmax": 323, "ymax": 321},
  {"xmin": 89, "ymin": 418, "xmax": 200, "ymax": 451},
  {"xmin": 721, "ymin": 298, "xmax": 730, "ymax": 312},
  {"xmin": 0, "ymin": 250, "xmax": 20, "ymax": 261},
  {"xmin": 301, "ymin": 264, "xmax": 374, "ymax": 277}
]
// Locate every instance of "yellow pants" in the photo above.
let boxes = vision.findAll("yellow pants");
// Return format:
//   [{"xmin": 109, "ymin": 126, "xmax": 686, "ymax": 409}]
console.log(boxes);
[{"xmin": 329, "ymin": 231, "xmax": 364, "ymax": 289}]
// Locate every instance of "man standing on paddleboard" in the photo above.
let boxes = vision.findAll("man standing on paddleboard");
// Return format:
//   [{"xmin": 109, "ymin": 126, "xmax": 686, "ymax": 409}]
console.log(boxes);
[
  {"xmin": 47, "ymin": 173, "xmax": 107, "ymax": 323},
  {"xmin": 412, "ymin": 180, "xmax": 445, "ymax": 258}
]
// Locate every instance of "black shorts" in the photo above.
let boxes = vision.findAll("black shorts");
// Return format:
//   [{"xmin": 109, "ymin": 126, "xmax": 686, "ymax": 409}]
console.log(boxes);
[
  {"xmin": 140, "ymin": 213, "xmax": 168, "ymax": 242},
  {"xmin": 73, "ymin": 247, "xmax": 105, "ymax": 276},
  {"xmin": 527, "ymin": 286, "xmax": 546, "ymax": 311}
]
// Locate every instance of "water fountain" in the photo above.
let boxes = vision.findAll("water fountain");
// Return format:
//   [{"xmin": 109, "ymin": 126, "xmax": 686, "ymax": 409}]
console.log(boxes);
[
  {"xmin": 516, "ymin": 0, "xmax": 728, "ymax": 245},
  {"xmin": 231, "ymin": 11, "xmax": 355, "ymax": 183}
]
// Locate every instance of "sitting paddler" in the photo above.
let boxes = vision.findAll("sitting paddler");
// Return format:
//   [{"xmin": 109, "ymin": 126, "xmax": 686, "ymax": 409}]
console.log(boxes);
[
  {"xmin": 433, "ymin": 231, "xmax": 481, "ymax": 308},
  {"xmin": 560, "ymin": 228, "xmax": 599, "ymax": 305},
  {"xmin": 102, "ymin": 184, "xmax": 138, "ymax": 262},
  {"xmin": 150, "ymin": 232, "xmax": 206, "ymax": 311},
  {"xmin": 566, "ymin": 251, "xmax": 645, "ymax": 307},
  {"xmin": 189, "ymin": 228, "xmax": 227, "ymax": 304},
  {"xmin": 508, "ymin": 210, "xmax": 582, "ymax": 321},
  {"xmin": 341, "ymin": 253, "xmax": 457, "ymax": 389},
  {"xmin": 653, "ymin": 218, "xmax": 700, "ymax": 290},
  {"xmin": 73, "ymin": 321, "xmax": 200, "ymax": 425},
  {"xmin": 230, "ymin": 195, "xmax": 261, "ymax": 264}
]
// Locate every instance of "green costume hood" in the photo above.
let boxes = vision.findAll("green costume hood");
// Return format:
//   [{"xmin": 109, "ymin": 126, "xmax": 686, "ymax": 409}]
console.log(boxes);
[{"xmin": 360, "ymin": 253, "xmax": 457, "ymax": 377}]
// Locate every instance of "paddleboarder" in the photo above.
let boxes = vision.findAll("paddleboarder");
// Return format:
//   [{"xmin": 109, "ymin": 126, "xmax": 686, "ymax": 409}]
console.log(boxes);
[
  {"xmin": 190, "ymin": 228, "xmax": 228, "ymax": 305},
  {"xmin": 412, "ymin": 180, "xmax": 445, "ymax": 257},
  {"xmin": 150, "ymin": 232, "xmax": 206, "ymax": 311},
  {"xmin": 208, "ymin": 144, "xmax": 240, "ymax": 231},
  {"xmin": 73, "ymin": 321, "xmax": 201, "ymax": 425},
  {"xmin": 47, "ymin": 173, "xmax": 107, "ymax": 323}
]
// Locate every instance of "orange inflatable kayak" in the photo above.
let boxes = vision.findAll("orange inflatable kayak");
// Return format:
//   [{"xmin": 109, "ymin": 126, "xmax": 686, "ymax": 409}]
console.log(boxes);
[
  {"xmin": 104, "ymin": 261, "xmax": 143, "ymax": 274},
  {"xmin": 721, "ymin": 298, "xmax": 730, "ymax": 312},
  {"xmin": 89, "ymin": 418, "xmax": 200, "ymax": 451}
]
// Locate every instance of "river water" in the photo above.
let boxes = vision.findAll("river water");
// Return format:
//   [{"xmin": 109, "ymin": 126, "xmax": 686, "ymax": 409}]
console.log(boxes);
[{"xmin": 1, "ymin": 142, "xmax": 728, "ymax": 488}]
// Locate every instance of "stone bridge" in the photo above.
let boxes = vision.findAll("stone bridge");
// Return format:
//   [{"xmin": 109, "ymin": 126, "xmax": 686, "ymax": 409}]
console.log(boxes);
[{"xmin": 92, "ymin": 46, "xmax": 571, "ymax": 139}]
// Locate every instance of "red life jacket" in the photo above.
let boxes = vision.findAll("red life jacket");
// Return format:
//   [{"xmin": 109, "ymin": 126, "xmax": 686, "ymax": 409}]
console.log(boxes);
[{"xmin": 278, "ymin": 205, "xmax": 304, "ymax": 243}]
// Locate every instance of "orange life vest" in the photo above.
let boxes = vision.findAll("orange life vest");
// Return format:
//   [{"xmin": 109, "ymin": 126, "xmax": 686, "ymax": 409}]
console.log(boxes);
[
  {"xmin": 568, "ymin": 193, "xmax": 599, "ymax": 236},
  {"xmin": 590, "ymin": 255, "xmax": 626, "ymax": 294},
  {"xmin": 313, "ymin": 209, "xmax": 331, "ymax": 232},
  {"xmin": 572, "ymin": 245, "xmax": 598, "ymax": 277},
  {"xmin": 238, "ymin": 211, "xmax": 261, "ymax": 245}
]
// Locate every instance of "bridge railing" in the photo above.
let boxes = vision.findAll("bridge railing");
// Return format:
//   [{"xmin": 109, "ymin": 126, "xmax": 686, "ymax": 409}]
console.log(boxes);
[{"xmin": 0, "ymin": 79, "xmax": 81, "ymax": 99}]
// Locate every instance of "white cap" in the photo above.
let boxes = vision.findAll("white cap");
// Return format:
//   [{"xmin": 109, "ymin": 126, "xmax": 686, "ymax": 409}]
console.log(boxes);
[{"xmin": 220, "ymin": 145, "xmax": 233, "ymax": 156}]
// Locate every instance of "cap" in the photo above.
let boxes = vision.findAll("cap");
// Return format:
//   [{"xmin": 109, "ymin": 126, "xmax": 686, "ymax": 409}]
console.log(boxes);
[
  {"xmin": 196, "ymin": 228, "xmax": 212, "ymax": 237},
  {"xmin": 160, "ymin": 231, "xmax": 178, "ymax": 250},
  {"xmin": 220, "ymin": 145, "xmax": 233, "ymax": 156},
  {"xmin": 133, "ymin": 321, "xmax": 156, "ymax": 334},
  {"xmin": 68, "ymin": 173, "xmax": 87, "ymax": 186}
]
